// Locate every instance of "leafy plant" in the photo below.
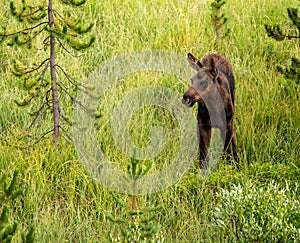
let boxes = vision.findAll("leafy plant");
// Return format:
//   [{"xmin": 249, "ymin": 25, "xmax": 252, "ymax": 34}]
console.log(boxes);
[
  {"xmin": 212, "ymin": 182, "xmax": 300, "ymax": 242},
  {"xmin": 0, "ymin": 0, "xmax": 95, "ymax": 143}
]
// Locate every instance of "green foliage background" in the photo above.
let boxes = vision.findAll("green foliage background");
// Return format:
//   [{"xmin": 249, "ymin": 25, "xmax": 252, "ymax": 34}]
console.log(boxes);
[{"xmin": 0, "ymin": 0, "xmax": 299, "ymax": 241}]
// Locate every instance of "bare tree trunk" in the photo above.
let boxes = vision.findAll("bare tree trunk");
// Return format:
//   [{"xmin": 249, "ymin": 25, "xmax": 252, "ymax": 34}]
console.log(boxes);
[{"xmin": 48, "ymin": 0, "xmax": 60, "ymax": 143}]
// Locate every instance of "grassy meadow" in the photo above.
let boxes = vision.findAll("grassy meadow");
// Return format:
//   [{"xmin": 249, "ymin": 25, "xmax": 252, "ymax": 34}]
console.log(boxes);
[{"xmin": 0, "ymin": 0, "xmax": 300, "ymax": 242}]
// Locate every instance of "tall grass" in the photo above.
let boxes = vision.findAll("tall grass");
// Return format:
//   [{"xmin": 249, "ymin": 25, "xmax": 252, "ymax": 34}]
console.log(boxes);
[{"xmin": 0, "ymin": 0, "xmax": 299, "ymax": 241}]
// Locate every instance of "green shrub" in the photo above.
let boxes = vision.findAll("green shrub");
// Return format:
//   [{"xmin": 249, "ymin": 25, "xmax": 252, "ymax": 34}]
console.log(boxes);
[{"xmin": 212, "ymin": 182, "xmax": 300, "ymax": 242}]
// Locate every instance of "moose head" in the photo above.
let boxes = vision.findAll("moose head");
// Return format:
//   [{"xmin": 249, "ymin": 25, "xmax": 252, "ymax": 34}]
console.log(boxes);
[{"xmin": 182, "ymin": 53, "xmax": 219, "ymax": 107}]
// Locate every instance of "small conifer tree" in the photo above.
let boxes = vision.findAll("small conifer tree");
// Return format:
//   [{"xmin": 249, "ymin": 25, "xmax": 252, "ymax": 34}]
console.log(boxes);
[
  {"xmin": 0, "ymin": 170, "xmax": 34, "ymax": 243},
  {"xmin": 265, "ymin": 5, "xmax": 300, "ymax": 84},
  {"xmin": 106, "ymin": 158, "xmax": 163, "ymax": 242},
  {"xmin": 0, "ymin": 0, "xmax": 95, "ymax": 143},
  {"xmin": 210, "ymin": 0, "xmax": 229, "ymax": 40}
]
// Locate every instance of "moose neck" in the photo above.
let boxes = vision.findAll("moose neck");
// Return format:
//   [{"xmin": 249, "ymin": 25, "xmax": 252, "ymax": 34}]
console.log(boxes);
[{"xmin": 200, "ymin": 89, "xmax": 226, "ymax": 129}]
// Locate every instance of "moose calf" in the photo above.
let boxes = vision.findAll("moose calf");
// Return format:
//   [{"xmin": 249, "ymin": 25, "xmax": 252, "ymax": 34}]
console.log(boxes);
[{"xmin": 182, "ymin": 53, "xmax": 237, "ymax": 166}]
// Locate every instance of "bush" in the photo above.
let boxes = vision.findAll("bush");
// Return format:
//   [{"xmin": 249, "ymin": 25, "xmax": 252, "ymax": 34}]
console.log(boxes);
[{"xmin": 212, "ymin": 181, "xmax": 300, "ymax": 242}]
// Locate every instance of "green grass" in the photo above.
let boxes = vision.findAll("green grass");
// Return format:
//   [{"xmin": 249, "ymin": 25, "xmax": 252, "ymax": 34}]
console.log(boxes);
[{"xmin": 0, "ymin": 0, "xmax": 299, "ymax": 242}]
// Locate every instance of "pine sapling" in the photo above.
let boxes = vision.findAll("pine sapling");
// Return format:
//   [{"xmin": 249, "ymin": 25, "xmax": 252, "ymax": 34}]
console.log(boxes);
[
  {"xmin": 265, "ymin": 8, "xmax": 300, "ymax": 41},
  {"xmin": 106, "ymin": 158, "xmax": 163, "ymax": 242},
  {"xmin": 210, "ymin": 0, "xmax": 229, "ymax": 40},
  {"xmin": 0, "ymin": 0, "xmax": 96, "ymax": 143},
  {"xmin": 0, "ymin": 170, "xmax": 34, "ymax": 243},
  {"xmin": 265, "ymin": 5, "xmax": 300, "ymax": 84}
]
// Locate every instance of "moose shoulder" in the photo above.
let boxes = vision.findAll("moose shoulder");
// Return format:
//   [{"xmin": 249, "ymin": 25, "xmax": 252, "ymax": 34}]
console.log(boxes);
[{"xmin": 182, "ymin": 53, "xmax": 238, "ymax": 166}]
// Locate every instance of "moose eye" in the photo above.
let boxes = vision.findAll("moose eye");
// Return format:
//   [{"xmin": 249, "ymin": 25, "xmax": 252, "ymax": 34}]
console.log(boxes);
[
  {"xmin": 190, "ymin": 79, "xmax": 194, "ymax": 84},
  {"xmin": 200, "ymin": 80, "xmax": 208, "ymax": 90}
]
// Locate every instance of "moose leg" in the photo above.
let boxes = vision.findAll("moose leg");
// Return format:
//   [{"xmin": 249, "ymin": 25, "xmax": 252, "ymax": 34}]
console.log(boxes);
[
  {"xmin": 231, "ymin": 132, "xmax": 238, "ymax": 162},
  {"xmin": 197, "ymin": 124, "xmax": 211, "ymax": 167},
  {"xmin": 223, "ymin": 122, "xmax": 238, "ymax": 164}
]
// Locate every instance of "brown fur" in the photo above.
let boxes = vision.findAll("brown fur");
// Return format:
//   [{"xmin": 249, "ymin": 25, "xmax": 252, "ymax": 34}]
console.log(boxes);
[{"xmin": 182, "ymin": 53, "xmax": 238, "ymax": 166}]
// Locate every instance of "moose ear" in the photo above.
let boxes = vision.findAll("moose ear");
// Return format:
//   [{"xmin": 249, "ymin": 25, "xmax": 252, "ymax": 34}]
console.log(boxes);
[
  {"xmin": 187, "ymin": 53, "xmax": 203, "ymax": 71},
  {"xmin": 209, "ymin": 58, "xmax": 218, "ymax": 79}
]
